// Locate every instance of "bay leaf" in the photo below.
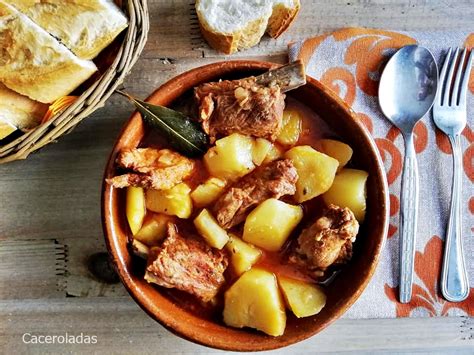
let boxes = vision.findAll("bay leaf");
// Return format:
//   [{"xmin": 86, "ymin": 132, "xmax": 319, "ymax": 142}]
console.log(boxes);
[{"xmin": 117, "ymin": 91, "xmax": 208, "ymax": 157}]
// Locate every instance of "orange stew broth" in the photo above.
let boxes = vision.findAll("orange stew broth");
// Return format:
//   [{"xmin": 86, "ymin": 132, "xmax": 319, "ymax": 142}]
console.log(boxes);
[{"xmin": 138, "ymin": 97, "xmax": 337, "ymax": 318}]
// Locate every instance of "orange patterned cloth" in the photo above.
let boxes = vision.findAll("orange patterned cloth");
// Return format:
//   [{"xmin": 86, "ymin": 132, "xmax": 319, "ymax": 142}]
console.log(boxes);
[{"xmin": 289, "ymin": 28, "xmax": 473, "ymax": 318}]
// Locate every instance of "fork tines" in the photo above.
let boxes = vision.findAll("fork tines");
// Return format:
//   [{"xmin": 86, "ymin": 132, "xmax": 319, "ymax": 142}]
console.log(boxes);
[{"xmin": 438, "ymin": 47, "xmax": 474, "ymax": 108}]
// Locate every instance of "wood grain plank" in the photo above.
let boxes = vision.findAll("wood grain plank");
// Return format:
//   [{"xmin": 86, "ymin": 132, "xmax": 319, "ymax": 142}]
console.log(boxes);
[
  {"xmin": 142, "ymin": 0, "xmax": 202, "ymax": 59},
  {"xmin": 0, "ymin": 298, "xmax": 472, "ymax": 353},
  {"xmin": 0, "ymin": 96, "xmax": 131, "ymax": 242},
  {"xmin": 0, "ymin": 240, "xmax": 66, "ymax": 299},
  {"xmin": 62, "ymin": 237, "xmax": 126, "ymax": 298}
]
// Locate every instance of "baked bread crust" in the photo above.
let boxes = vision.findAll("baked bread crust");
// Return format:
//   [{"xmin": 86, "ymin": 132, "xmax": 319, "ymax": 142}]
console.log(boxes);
[
  {"xmin": 0, "ymin": 1, "xmax": 97, "ymax": 103},
  {"xmin": 0, "ymin": 83, "xmax": 48, "ymax": 130},
  {"xmin": 195, "ymin": 0, "xmax": 300, "ymax": 54},
  {"xmin": 267, "ymin": 0, "xmax": 300, "ymax": 38},
  {"xmin": 6, "ymin": 0, "xmax": 128, "ymax": 60},
  {"xmin": 197, "ymin": 20, "xmax": 235, "ymax": 55},
  {"xmin": 196, "ymin": 0, "xmax": 270, "ymax": 54}
]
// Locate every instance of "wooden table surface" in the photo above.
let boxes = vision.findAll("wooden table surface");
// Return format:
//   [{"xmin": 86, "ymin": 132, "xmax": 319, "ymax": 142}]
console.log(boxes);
[{"xmin": 1, "ymin": 1, "xmax": 473, "ymax": 353}]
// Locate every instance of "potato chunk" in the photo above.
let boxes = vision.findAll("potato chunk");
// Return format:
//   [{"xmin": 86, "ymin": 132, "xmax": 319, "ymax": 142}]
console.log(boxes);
[
  {"xmin": 223, "ymin": 268, "xmax": 286, "ymax": 336},
  {"xmin": 285, "ymin": 145, "xmax": 339, "ymax": 203},
  {"xmin": 278, "ymin": 276, "xmax": 326, "ymax": 318},
  {"xmin": 323, "ymin": 168, "xmax": 368, "ymax": 221},
  {"xmin": 194, "ymin": 209, "xmax": 229, "ymax": 249},
  {"xmin": 262, "ymin": 144, "xmax": 284, "ymax": 164},
  {"xmin": 204, "ymin": 133, "xmax": 255, "ymax": 180},
  {"xmin": 320, "ymin": 139, "xmax": 353, "ymax": 171},
  {"xmin": 252, "ymin": 138, "xmax": 273, "ymax": 166},
  {"xmin": 126, "ymin": 186, "xmax": 146, "ymax": 235},
  {"xmin": 277, "ymin": 110, "xmax": 302, "ymax": 146},
  {"xmin": 146, "ymin": 183, "xmax": 192, "ymax": 218},
  {"xmin": 191, "ymin": 177, "xmax": 226, "ymax": 208},
  {"xmin": 134, "ymin": 214, "xmax": 171, "ymax": 246},
  {"xmin": 243, "ymin": 198, "xmax": 303, "ymax": 252},
  {"xmin": 226, "ymin": 235, "xmax": 262, "ymax": 276}
]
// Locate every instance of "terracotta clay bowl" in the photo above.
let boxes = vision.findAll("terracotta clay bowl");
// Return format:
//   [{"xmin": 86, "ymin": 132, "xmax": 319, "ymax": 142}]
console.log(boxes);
[{"xmin": 102, "ymin": 61, "xmax": 389, "ymax": 351}]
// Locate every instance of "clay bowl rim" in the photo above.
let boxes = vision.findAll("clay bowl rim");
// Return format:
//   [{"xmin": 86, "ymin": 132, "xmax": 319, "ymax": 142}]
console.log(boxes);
[{"xmin": 102, "ymin": 60, "xmax": 389, "ymax": 351}]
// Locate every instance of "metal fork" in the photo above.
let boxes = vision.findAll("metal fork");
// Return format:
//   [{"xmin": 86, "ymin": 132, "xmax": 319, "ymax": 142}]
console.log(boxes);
[{"xmin": 433, "ymin": 47, "xmax": 473, "ymax": 302}]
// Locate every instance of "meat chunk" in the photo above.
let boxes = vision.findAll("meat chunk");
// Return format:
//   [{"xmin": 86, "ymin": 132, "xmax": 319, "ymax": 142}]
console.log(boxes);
[
  {"xmin": 145, "ymin": 223, "xmax": 228, "ymax": 302},
  {"xmin": 289, "ymin": 205, "xmax": 359, "ymax": 278},
  {"xmin": 214, "ymin": 159, "xmax": 298, "ymax": 229},
  {"xmin": 195, "ymin": 77, "xmax": 285, "ymax": 143},
  {"xmin": 107, "ymin": 148, "xmax": 194, "ymax": 190}
]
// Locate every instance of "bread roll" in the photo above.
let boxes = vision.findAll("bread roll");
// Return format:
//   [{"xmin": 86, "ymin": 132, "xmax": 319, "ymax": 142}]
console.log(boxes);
[
  {"xmin": 0, "ymin": 1, "xmax": 97, "ymax": 103},
  {"xmin": 195, "ymin": 0, "xmax": 300, "ymax": 54},
  {"xmin": 6, "ymin": 0, "xmax": 128, "ymax": 60},
  {"xmin": 0, "ymin": 83, "xmax": 48, "ymax": 130}
]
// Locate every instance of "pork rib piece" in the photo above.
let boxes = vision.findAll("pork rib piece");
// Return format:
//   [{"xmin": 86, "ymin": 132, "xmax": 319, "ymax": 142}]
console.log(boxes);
[
  {"xmin": 289, "ymin": 205, "xmax": 359, "ymax": 278},
  {"xmin": 145, "ymin": 223, "xmax": 228, "ymax": 302},
  {"xmin": 107, "ymin": 148, "xmax": 194, "ymax": 190},
  {"xmin": 195, "ymin": 77, "xmax": 286, "ymax": 143},
  {"xmin": 214, "ymin": 159, "xmax": 298, "ymax": 229}
]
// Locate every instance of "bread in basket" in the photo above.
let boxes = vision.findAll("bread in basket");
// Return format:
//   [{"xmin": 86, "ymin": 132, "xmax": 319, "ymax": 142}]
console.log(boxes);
[{"xmin": 0, "ymin": 0, "xmax": 149, "ymax": 164}]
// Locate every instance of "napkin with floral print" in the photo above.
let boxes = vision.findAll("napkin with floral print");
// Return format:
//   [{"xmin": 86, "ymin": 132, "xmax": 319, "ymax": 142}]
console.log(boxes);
[{"xmin": 289, "ymin": 28, "xmax": 473, "ymax": 318}]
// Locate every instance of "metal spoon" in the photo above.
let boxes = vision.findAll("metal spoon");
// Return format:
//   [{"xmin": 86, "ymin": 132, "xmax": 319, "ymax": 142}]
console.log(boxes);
[{"xmin": 379, "ymin": 45, "xmax": 438, "ymax": 304}]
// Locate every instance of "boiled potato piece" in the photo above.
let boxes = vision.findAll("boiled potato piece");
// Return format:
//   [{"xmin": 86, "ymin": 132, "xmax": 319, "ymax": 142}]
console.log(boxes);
[
  {"xmin": 262, "ymin": 143, "xmax": 284, "ymax": 164},
  {"xmin": 320, "ymin": 139, "xmax": 353, "ymax": 171},
  {"xmin": 277, "ymin": 110, "xmax": 302, "ymax": 146},
  {"xmin": 131, "ymin": 239, "xmax": 149, "ymax": 259},
  {"xmin": 226, "ymin": 235, "xmax": 262, "ymax": 276},
  {"xmin": 134, "ymin": 214, "xmax": 171, "ymax": 246},
  {"xmin": 146, "ymin": 183, "xmax": 192, "ymax": 218},
  {"xmin": 243, "ymin": 198, "xmax": 303, "ymax": 252},
  {"xmin": 126, "ymin": 187, "xmax": 146, "ymax": 235},
  {"xmin": 191, "ymin": 177, "xmax": 226, "ymax": 208},
  {"xmin": 204, "ymin": 133, "xmax": 255, "ymax": 180},
  {"xmin": 278, "ymin": 276, "xmax": 326, "ymax": 318},
  {"xmin": 323, "ymin": 168, "xmax": 368, "ymax": 221},
  {"xmin": 285, "ymin": 145, "xmax": 339, "ymax": 203},
  {"xmin": 252, "ymin": 138, "xmax": 273, "ymax": 166},
  {"xmin": 223, "ymin": 268, "xmax": 286, "ymax": 336},
  {"xmin": 194, "ymin": 209, "xmax": 229, "ymax": 249}
]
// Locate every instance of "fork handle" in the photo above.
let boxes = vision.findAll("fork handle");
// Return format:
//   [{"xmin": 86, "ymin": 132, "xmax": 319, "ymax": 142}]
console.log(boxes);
[
  {"xmin": 440, "ymin": 134, "xmax": 469, "ymax": 302},
  {"xmin": 399, "ymin": 132, "xmax": 419, "ymax": 304}
]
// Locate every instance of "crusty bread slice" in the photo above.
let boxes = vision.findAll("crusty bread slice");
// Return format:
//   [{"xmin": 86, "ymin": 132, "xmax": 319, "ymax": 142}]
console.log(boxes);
[
  {"xmin": 0, "ymin": 83, "xmax": 48, "ymax": 131},
  {"xmin": 0, "ymin": 1, "xmax": 97, "ymax": 103},
  {"xmin": 196, "ymin": 0, "xmax": 273, "ymax": 54},
  {"xmin": 6, "ymin": 0, "xmax": 128, "ymax": 60},
  {"xmin": 267, "ymin": 0, "xmax": 300, "ymax": 38},
  {"xmin": 195, "ymin": 0, "xmax": 300, "ymax": 54}
]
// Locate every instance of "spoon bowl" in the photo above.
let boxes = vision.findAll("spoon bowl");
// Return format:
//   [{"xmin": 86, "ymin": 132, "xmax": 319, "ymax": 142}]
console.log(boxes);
[
  {"xmin": 378, "ymin": 45, "xmax": 438, "ymax": 303},
  {"xmin": 379, "ymin": 45, "xmax": 438, "ymax": 130}
]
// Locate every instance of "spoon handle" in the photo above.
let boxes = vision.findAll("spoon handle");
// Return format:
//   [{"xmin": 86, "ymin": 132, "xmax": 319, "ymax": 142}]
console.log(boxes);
[
  {"xmin": 440, "ymin": 134, "xmax": 469, "ymax": 302},
  {"xmin": 399, "ymin": 133, "xmax": 419, "ymax": 304}
]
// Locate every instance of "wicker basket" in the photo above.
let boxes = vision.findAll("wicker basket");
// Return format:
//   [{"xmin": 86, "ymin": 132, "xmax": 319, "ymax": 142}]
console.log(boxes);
[{"xmin": 0, "ymin": 0, "xmax": 149, "ymax": 164}]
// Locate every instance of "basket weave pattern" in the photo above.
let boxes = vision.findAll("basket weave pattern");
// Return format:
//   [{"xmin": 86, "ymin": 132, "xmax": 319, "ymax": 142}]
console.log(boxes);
[{"xmin": 0, "ymin": 0, "xmax": 149, "ymax": 164}]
